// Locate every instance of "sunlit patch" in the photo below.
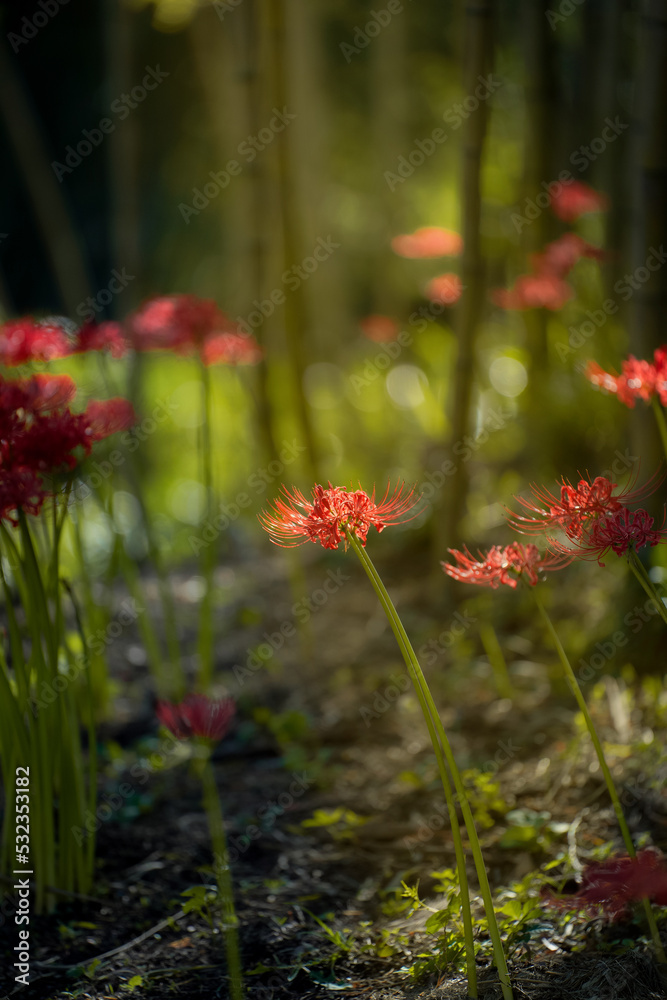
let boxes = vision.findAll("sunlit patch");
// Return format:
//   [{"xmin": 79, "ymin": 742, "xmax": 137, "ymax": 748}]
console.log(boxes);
[
  {"xmin": 304, "ymin": 363, "xmax": 345, "ymax": 409},
  {"xmin": 112, "ymin": 491, "xmax": 143, "ymax": 534},
  {"xmin": 168, "ymin": 478, "xmax": 207, "ymax": 525},
  {"xmin": 386, "ymin": 365, "xmax": 428, "ymax": 409},
  {"xmin": 489, "ymin": 356, "xmax": 527, "ymax": 397},
  {"xmin": 168, "ymin": 381, "xmax": 203, "ymax": 428}
]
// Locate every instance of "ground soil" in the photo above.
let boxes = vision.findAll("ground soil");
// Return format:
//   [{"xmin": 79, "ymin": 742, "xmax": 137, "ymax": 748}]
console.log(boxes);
[{"xmin": 1, "ymin": 538, "xmax": 666, "ymax": 1000}]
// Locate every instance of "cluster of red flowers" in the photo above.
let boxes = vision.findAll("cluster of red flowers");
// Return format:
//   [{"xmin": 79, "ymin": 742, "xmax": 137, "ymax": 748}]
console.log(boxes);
[
  {"xmin": 260, "ymin": 482, "xmax": 420, "ymax": 550},
  {"xmin": 586, "ymin": 347, "xmax": 667, "ymax": 408},
  {"xmin": 546, "ymin": 849, "xmax": 667, "ymax": 921},
  {"xmin": 441, "ymin": 542, "xmax": 571, "ymax": 589},
  {"xmin": 0, "ymin": 372, "xmax": 135, "ymax": 523},
  {"xmin": 507, "ymin": 472, "xmax": 665, "ymax": 564},
  {"xmin": 156, "ymin": 694, "xmax": 235, "ymax": 742},
  {"xmin": 0, "ymin": 295, "xmax": 262, "ymax": 370},
  {"xmin": 492, "ymin": 233, "xmax": 604, "ymax": 312}
]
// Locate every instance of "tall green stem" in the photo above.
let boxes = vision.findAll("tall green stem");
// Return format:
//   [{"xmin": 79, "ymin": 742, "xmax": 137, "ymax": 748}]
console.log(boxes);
[
  {"xmin": 199, "ymin": 753, "xmax": 244, "ymax": 999},
  {"xmin": 198, "ymin": 360, "xmax": 216, "ymax": 689},
  {"xmin": 347, "ymin": 533, "xmax": 513, "ymax": 999},
  {"xmin": 627, "ymin": 550, "xmax": 667, "ymax": 627},
  {"xmin": 533, "ymin": 590, "xmax": 666, "ymax": 962}
]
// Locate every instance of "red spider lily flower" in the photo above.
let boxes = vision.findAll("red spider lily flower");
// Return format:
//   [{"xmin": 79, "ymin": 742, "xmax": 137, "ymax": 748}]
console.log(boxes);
[
  {"xmin": 83, "ymin": 398, "xmax": 137, "ymax": 441},
  {"xmin": 425, "ymin": 273, "xmax": 462, "ymax": 305},
  {"xmin": 73, "ymin": 321, "xmax": 129, "ymax": 359},
  {"xmin": 586, "ymin": 349, "xmax": 667, "ymax": 407},
  {"xmin": 545, "ymin": 849, "xmax": 667, "ymax": 921},
  {"xmin": 260, "ymin": 482, "xmax": 420, "ymax": 550},
  {"xmin": 0, "ymin": 373, "xmax": 136, "ymax": 523},
  {"xmin": 550, "ymin": 180, "xmax": 608, "ymax": 222},
  {"xmin": 491, "ymin": 273, "xmax": 573, "ymax": 311},
  {"xmin": 531, "ymin": 233, "xmax": 605, "ymax": 278},
  {"xmin": 0, "ymin": 317, "xmax": 71, "ymax": 366},
  {"xmin": 551, "ymin": 507, "xmax": 667, "ymax": 565},
  {"xmin": 128, "ymin": 294, "xmax": 228, "ymax": 353},
  {"xmin": 359, "ymin": 315, "xmax": 399, "ymax": 343},
  {"xmin": 442, "ymin": 542, "xmax": 571, "ymax": 589},
  {"xmin": 507, "ymin": 472, "xmax": 662, "ymax": 541},
  {"xmin": 391, "ymin": 226, "xmax": 463, "ymax": 259},
  {"xmin": 156, "ymin": 695, "xmax": 236, "ymax": 742},
  {"xmin": 201, "ymin": 332, "xmax": 262, "ymax": 367}
]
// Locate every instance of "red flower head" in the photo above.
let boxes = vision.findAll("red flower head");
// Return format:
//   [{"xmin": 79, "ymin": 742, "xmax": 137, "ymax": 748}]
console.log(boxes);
[
  {"xmin": 0, "ymin": 373, "xmax": 136, "ymax": 523},
  {"xmin": 425, "ymin": 273, "xmax": 462, "ymax": 305},
  {"xmin": 156, "ymin": 695, "xmax": 235, "ymax": 742},
  {"xmin": 359, "ymin": 315, "xmax": 399, "ymax": 343},
  {"xmin": 74, "ymin": 321, "xmax": 129, "ymax": 359},
  {"xmin": 586, "ymin": 350, "xmax": 667, "ymax": 408},
  {"xmin": 260, "ymin": 482, "xmax": 420, "ymax": 550},
  {"xmin": 391, "ymin": 226, "xmax": 462, "ymax": 259},
  {"xmin": 82, "ymin": 398, "xmax": 137, "ymax": 441},
  {"xmin": 0, "ymin": 317, "xmax": 71, "ymax": 366},
  {"xmin": 507, "ymin": 473, "xmax": 659, "ymax": 541},
  {"xmin": 491, "ymin": 273, "xmax": 573, "ymax": 311},
  {"xmin": 442, "ymin": 542, "xmax": 571, "ymax": 589},
  {"xmin": 553, "ymin": 507, "xmax": 666, "ymax": 565},
  {"xmin": 531, "ymin": 233, "xmax": 605, "ymax": 278},
  {"xmin": 545, "ymin": 849, "xmax": 667, "ymax": 921},
  {"xmin": 128, "ymin": 295, "xmax": 227, "ymax": 353},
  {"xmin": 550, "ymin": 180, "xmax": 608, "ymax": 222},
  {"xmin": 201, "ymin": 331, "xmax": 262, "ymax": 367}
]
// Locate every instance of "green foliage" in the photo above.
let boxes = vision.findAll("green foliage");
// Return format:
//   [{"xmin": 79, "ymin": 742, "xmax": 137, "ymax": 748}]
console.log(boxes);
[
  {"xmin": 300, "ymin": 807, "xmax": 370, "ymax": 840},
  {"xmin": 499, "ymin": 808, "xmax": 569, "ymax": 852}
]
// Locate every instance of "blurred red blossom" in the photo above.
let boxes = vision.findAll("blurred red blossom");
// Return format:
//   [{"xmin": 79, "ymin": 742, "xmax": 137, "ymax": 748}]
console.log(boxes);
[
  {"xmin": 260, "ymin": 482, "xmax": 420, "ymax": 550},
  {"xmin": 391, "ymin": 226, "xmax": 463, "ymax": 259},
  {"xmin": 545, "ymin": 849, "xmax": 667, "ymax": 921},
  {"xmin": 73, "ymin": 321, "xmax": 129, "ymax": 359},
  {"xmin": 156, "ymin": 694, "xmax": 235, "ymax": 742},
  {"xmin": 586, "ymin": 348, "xmax": 667, "ymax": 407},
  {"xmin": 441, "ymin": 542, "xmax": 571, "ymax": 589},
  {"xmin": 127, "ymin": 294, "xmax": 261, "ymax": 366},
  {"xmin": 202, "ymin": 332, "xmax": 263, "ymax": 366},
  {"xmin": 359, "ymin": 315, "xmax": 400, "ymax": 343},
  {"xmin": 0, "ymin": 373, "xmax": 136, "ymax": 523},
  {"xmin": 550, "ymin": 180, "xmax": 608, "ymax": 222},
  {"xmin": 491, "ymin": 273, "xmax": 573, "ymax": 311},
  {"xmin": 550, "ymin": 507, "xmax": 666, "ymax": 565},
  {"xmin": 0, "ymin": 317, "xmax": 71, "ymax": 366},
  {"xmin": 531, "ymin": 233, "xmax": 605, "ymax": 278},
  {"xmin": 425, "ymin": 273, "xmax": 462, "ymax": 305}
]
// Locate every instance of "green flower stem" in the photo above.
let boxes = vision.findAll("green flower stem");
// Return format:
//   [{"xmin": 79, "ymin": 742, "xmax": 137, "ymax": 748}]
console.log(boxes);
[
  {"xmin": 651, "ymin": 397, "xmax": 667, "ymax": 462},
  {"xmin": 627, "ymin": 550, "xmax": 667, "ymax": 627},
  {"xmin": 532, "ymin": 590, "xmax": 666, "ymax": 963},
  {"xmin": 198, "ymin": 359, "xmax": 216, "ymax": 690},
  {"xmin": 198, "ymin": 752, "xmax": 244, "ymax": 1000},
  {"xmin": 347, "ymin": 532, "xmax": 513, "ymax": 1000}
]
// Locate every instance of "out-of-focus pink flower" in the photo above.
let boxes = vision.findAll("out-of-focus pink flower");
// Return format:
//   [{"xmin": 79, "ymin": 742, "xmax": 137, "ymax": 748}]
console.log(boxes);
[
  {"xmin": 425, "ymin": 273, "xmax": 462, "ymax": 305},
  {"xmin": 359, "ymin": 315, "xmax": 400, "ymax": 343},
  {"xmin": 391, "ymin": 227, "xmax": 463, "ymax": 259},
  {"xmin": 202, "ymin": 332, "xmax": 263, "ymax": 366},
  {"xmin": 83, "ymin": 398, "xmax": 137, "ymax": 441},
  {"xmin": 550, "ymin": 181, "xmax": 608, "ymax": 222},
  {"xmin": 491, "ymin": 273, "xmax": 573, "ymax": 311},
  {"xmin": 442, "ymin": 543, "xmax": 571, "ymax": 589},
  {"xmin": 586, "ymin": 350, "xmax": 667, "ymax": 408},
  {"xmin": 531, "ymin": 233, "xmax": 605, "ymax": 278},
  {"xmin": 156, "ymin": 695, "xmax": 236, "ymax": 742},
  {"xmin": 0, "ymin": 317, "xmax": 71, "ymax": 366},
  {"xmin": 74, "ymin": 321, "xmax": 129, "ymax": 359}
]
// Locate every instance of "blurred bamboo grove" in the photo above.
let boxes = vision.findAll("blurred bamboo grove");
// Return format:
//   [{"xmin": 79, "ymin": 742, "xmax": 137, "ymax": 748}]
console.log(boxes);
[{"xmin": 0, "ymin": 0, "xmax": 666, "ymax": 559}]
